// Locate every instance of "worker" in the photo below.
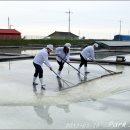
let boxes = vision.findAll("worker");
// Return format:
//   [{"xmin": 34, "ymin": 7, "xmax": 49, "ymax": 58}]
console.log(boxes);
[
  {"xmin": 33, "ymin": 44, "xmax": 53, "ymax": 90},
  {"xmin": 78, "ymin": 43, "xmax": 98, "ymax": 74},
  {"xmin": 55, "ymin": 43, "xmax": 71, "ymax": 76}
]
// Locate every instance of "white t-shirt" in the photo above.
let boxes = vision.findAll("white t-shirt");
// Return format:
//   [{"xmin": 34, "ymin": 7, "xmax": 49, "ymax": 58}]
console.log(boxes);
[
  {"xmin": 33, "ymin": 48, "xmax": 51, "ymax": 67},
  {"xmin": 81, "ymin": 46, "xmax": 95, "ymax": 60},
  {"xmin": 55, "ymin": 47, "xmax": 70, "ymax": 62}
]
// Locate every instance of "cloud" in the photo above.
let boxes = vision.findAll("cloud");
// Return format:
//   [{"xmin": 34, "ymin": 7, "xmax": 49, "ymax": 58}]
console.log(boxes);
[{"xmin": 0, "ymin": 1, "xmax": 130, "ymax": 39}]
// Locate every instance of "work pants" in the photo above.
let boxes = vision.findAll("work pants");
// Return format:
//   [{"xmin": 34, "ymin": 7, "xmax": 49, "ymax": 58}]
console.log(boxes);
[
  {"xmin": 57, "ymin": 60, "xmax": 65, "ymax": 71},
  {"xmin": 79, "ymin": 54, "xmax": 87, "ymax": 68},
  {"xmin": 33, "ymin": 62, "xmax": 43, "ymax": 78}
]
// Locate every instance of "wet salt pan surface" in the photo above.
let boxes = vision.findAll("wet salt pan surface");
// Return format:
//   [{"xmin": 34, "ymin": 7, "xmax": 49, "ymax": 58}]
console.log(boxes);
[{"xmin": 0, "ymin": 55, "xmax": 130, "ymax": 129}]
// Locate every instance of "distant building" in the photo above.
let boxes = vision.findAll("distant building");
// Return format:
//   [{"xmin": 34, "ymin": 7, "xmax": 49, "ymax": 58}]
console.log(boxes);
[
  {"xmin": 114, "ymin": 35, "xmax": 130, "ymax": 41},
  {"xmin": 0, "ymin": 29, "xmax": 21, "ymax": 40},
  {"xmin": 47, "ymin": 31, "xmax": 79, "ymax": 40}
]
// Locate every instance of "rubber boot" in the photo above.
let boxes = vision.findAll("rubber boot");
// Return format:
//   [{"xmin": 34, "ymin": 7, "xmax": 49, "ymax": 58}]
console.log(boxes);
[
  {"xmin": 33, "ymin": 76, "xmax": 38, "ymax": 85},
  {"xmin": 39, "ymin": 78, "xmax": 46, "ymax": 90},
  {"xmin": 84, "ymin": 67, "xmax": 89, "ymax": 74}
]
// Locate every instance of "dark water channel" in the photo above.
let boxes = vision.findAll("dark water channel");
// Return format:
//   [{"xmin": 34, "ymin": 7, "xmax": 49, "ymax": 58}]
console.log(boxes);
[{"xmin": 0, "ymin": 48, "xmax": 130, "ymax": 59}]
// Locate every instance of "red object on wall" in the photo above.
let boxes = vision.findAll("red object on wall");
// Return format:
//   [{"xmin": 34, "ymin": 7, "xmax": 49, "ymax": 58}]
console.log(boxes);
[{"xmin": 0, "ymin": 29, "xmax": 21, "ymax": 39}]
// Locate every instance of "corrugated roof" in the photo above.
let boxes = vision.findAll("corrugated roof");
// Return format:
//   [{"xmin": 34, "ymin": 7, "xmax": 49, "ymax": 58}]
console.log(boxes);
[
  {"xmin": 0, "ymin": 29, "xmax": 21, "ymax": 34},
  {"xmin": 97, "ymin": 41, "xmax": 130, "ymax": 47}
]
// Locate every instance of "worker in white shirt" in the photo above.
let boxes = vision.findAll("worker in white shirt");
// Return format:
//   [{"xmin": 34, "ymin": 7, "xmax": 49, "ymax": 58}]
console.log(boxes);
[
  {"xmin": 33, "ymin": 44, "xmax": 53, "ymax": 90},
  {"xmin": 55, "ymin": 43, "xmax": 71, "ymax": 76},
  {"xmin": 78, "ymin": 43, "xmax": 98, "ymax": 74}
]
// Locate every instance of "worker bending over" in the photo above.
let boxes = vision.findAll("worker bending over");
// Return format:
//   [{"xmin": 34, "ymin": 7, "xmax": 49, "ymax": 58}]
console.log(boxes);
[
  {"xmin": 78, "ymin": 43, "xmax": 98, "ymax": 74},
  {"xmin": 33, "ymin": 44, "xmax": 53, "ymax": 90},
  {"xmin": 55, "ymin": 43, "xmax": 71, "ymax": 76}
]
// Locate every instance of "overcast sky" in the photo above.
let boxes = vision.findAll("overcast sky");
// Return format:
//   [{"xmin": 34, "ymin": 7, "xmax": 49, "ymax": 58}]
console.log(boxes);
[{"xmin": 0, "ymin": 1, "xmax": 130, "ymax": 39}]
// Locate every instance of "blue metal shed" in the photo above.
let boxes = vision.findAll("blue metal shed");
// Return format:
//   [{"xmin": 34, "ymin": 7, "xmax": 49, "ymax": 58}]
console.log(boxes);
[{"xmin": 114, "ymin": 35, "xmax": 130, "ymax": 41}]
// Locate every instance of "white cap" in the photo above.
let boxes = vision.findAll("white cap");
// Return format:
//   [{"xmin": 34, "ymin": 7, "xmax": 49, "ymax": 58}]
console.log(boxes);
[
  {"xmin": 94, "ymin": 43, "xmax": 98, "ymax": 48},
  {"xmin": 47, "ymin": 44, "xmax": 53, "ymax": 51},
  {"xmin": 64, "ymin": 43, "xmax": 71, "ymax": 48}
]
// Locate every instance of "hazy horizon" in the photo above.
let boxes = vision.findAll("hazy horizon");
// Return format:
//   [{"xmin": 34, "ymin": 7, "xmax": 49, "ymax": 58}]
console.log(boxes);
[{"xmin": 0, "ymin": 1, "xmax": 130, "ymax": 39}]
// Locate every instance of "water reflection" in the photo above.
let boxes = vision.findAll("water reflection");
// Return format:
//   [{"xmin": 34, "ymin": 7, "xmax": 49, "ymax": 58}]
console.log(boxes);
[
  {"xmin": 0, "ymin": 48, "xmax": 22, "ymax": 54},
  {"xmin": 33, "ymin": 88, "xmax": 70, "ymax": 125},
  {"xmin": 56, "ymin": 104, "xmax": 70, "ymax": 113},
  {"xmin": 56, "ymin": 77, "xmax": 63, "ymax": 90},
  {"xmin": 116, "ymin": 65, "xmax": 125, "ymax": 72},
  {"xmin": 77, "ymin": 73, "xmax": 87, "ymax": 82},
  {"xmin": 33, "ymin": 85, "xmax": 45, "ymax": 96},
  {"xmin": 32, "ymin": 87, "xmax": 53, "ymax": 124},
  {"xmin": 34, "ymin": 105, "xmax": 53, "ymax": 124},
  {"xmin": 0, "ymin": 48, "xmax": 40, "ymax": 56},
  {"xmin": 21, "ymin": 49, "xmax": 39, "ymax": 56},
  {"xmin": 33, "ymin": 85, "xmax": 37, "ymax": 93}
]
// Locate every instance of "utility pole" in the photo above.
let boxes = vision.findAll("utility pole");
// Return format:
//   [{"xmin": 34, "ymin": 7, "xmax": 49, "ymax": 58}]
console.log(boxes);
[
  {"xmin": 78, "ymin": 30, "xmax": 80, "ymax": 38},
  {"xmin": 119, "ymin": 20, "xmax": 122, "ymax": 35},
  {"xmin": 8, "ymin": 17, "xmax": 10, "ymax": 29},
  {"xmin": 8, "ymin": 17, "xmax": 13, "ymax": 29},
  {"xmin": 119, "ymin": 20, "xmax": 122, "ymax": 41},
  {"xmin": 65, "ymin": 9, "xmax": 72, "ymax": 39},
  {"xmin": 10, "ymin": 25, "xmax": 13, "ymax": 29}
]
